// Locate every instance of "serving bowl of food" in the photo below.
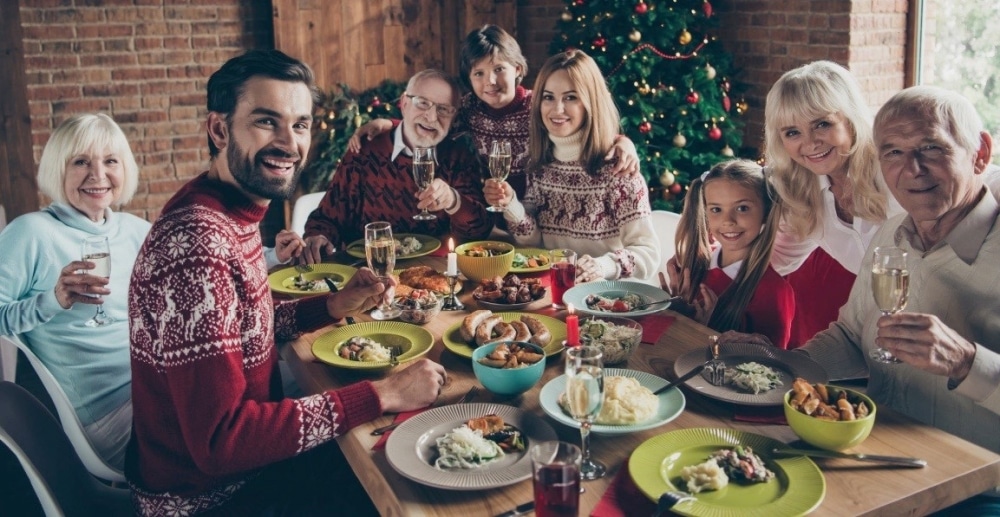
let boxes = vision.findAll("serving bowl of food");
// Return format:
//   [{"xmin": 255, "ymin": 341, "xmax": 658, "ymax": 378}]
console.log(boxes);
[
  {"xmin": 455, "ymin": 241, "xmax": 515, "ymax": 284},
  {"xmin": 472, "ymin": 273, "xmax": 547, "ymax": 310},
  {"xmin": 392, "ymin": 289, "xmax": 442, "ymax": 325},
  {"xmin": 472, "ymin": 341, "xmax": 545, "ymax": 396},
  {"xmin": 578, "ymin": 316, "xmax": 643, "ymax": 365},
  {"xmin": 783, "ymin": 378, "xmax": 876, "ymax": 451}
]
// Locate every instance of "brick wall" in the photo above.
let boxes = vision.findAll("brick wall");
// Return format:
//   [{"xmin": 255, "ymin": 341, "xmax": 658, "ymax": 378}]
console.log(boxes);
[{"xmin": 19, "ymin": 0, "xmax": 272, "ymax": 222}]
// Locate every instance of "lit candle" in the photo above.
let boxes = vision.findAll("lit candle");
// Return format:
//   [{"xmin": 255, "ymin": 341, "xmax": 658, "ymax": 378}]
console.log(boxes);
[
  {"xmin": 446, "ymin": 238, "xmax": 458, "ymax": 276},
  {"xmin": 565, "ymin": 303, "xmax": 580, "ymax": 347}
]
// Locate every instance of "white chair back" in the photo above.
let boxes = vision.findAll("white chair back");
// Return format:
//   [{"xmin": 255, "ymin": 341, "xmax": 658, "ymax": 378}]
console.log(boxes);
[
  {"xmin": 2, "ymin": 335, "xmax": 125, "ymax": 483},
  {"xmin": 0, "ymin": 206, "xmax": 14, "ymax": 383},
  {"xmin": 651, "ymin": 210, "xmax": 682, "ymax": 279},
  {"xmin": 290, "ymin": 191, "xmax": 325, "ymax": 237}
]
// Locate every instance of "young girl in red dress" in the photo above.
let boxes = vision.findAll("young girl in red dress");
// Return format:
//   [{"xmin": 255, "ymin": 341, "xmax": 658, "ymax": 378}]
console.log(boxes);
[{"xmin": 672, "ymin": 159, "xmax": 796, "ymax": 349}]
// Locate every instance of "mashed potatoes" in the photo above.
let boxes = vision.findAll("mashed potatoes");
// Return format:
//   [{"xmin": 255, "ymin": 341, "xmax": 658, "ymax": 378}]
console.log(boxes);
[
  {"xmin": 680, "ymin": 458, "xmax": 728, "ymax": 493},
  {"xmin": 559, "ymin": 376, "xmax": 659, "ymax": 425}
]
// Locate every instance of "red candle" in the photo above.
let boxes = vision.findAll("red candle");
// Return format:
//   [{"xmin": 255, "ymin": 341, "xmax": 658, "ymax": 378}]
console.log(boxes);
[{"xmin": 566, "ymin": 303, "xmax": 580, "ymax": 347}]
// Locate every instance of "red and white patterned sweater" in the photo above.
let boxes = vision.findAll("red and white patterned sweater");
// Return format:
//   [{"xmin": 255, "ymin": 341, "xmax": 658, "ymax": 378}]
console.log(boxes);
[
  {"xmin": 459, "ymin": 86, "xmax": 532, "ymax": 198},
  {"xmin": 126, "ymin": 173, "xmax": 381, "ymax": 516}
]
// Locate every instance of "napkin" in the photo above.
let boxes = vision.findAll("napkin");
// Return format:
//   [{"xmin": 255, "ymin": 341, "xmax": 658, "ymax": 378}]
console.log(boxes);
[
  {"xmin": 371, "ymin": 407, "xmax": 431, "ymax": 450},
  {"xmin": 429, "ymin": 245, "xmax": 449, "ymax": 257},
  {"xmin": 636, "ymin": 314, "xmax": 676, "ymax": 344},
  {"xmin": 590, "ymin": 467, "xmax": 656, "ymax": 517},
  {"xmin": 732, "ymin": 405, "xmax": 787, "ymax": 425}
]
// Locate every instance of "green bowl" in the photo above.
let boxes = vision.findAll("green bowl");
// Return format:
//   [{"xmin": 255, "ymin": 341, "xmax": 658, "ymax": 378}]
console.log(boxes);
[
  {"xmin": 472, "ymin": 341, "xmax": 545, "ymax": 396},
  {"xmin": 783, "ymin": 385, "xmax": 876, "ymax": 451},
  {"xmin": 455, "ymin": 241, "xmax": 515, "ymax": 284}
]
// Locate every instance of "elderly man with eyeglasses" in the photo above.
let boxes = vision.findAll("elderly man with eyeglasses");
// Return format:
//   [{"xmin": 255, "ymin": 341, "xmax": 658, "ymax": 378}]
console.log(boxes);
[{"xmin": 301, "ymin": 69, "xmax": 491, "ymax": 261}]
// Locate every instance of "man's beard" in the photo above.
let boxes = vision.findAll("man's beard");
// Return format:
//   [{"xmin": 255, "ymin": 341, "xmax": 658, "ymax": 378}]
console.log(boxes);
[{"xmin": 227, "ymin": 139, "xmax": 303, "ymax": 201}]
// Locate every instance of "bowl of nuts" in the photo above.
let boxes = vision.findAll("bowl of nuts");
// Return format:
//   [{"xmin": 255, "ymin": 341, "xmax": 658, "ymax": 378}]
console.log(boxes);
[{"xmin": 392, "ymin": 289, "xmax": 442, "ymax": 325}]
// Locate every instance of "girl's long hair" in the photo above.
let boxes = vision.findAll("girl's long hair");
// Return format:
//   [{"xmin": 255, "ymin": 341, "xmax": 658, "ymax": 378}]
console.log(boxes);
[
  {"xmin": 527, "ymin": 49, "xmax": 619, "ymax": 174},
  {"xmin": 675, "ymin": 160, "xmax": 784, "ymax": 333}
]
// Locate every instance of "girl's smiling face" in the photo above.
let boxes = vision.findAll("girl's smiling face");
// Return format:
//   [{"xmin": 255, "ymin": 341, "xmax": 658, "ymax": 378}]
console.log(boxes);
[
  {"xmin": 468, "ymin": 57, "xmax": 521, "ymax": 110},
  {"xmin": 704, "ymin": 178, "xmax": 766, "ymax": 266},
  {"xmin": 63, "ymin": 148, "xmax": 124, "ymax": 222}
]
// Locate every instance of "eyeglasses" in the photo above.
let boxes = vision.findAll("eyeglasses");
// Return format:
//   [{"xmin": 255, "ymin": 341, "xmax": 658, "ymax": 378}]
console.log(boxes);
[{"xmin": 404, "ymin": 94, "xmax": 457, "ymax": 117}]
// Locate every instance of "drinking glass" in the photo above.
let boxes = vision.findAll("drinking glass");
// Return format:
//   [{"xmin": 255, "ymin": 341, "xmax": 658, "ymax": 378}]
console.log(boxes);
[
  {"xmin": 412, "ymin": 147, "xmax": 437, "ymax": 221},
  {"xmin": 564, "ymin": 346, "xmax": 606, "ymax": 480},
  {"xmin": 364, "ymin": 222, "xmax": 401, "ymax": 320},
  {"xmin": 531, "ymin": 441, "xmax": 582, "ymax": 517},
  {"xmin": 870, "ymin": 246, "xmax": 909, "ymax": 363},
  {"xmin": 486, "ymin": 140, "xmax": 512, "ymax": 212},
  {"xmin": 550, "ymin": 249, "xmax": 577, "ymax": 309},
  {"xmin": 81, "ymin": 236, "xmax": 113, "ymax": 327}
]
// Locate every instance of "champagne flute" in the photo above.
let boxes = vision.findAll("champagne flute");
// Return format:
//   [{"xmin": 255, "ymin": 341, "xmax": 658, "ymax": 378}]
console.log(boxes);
[
  {"xmin": 870, "ymin": 246, "xmax": 909, "ymax": 363},
  {"xmin": 365, "ymin": 222, "xmax": 401, "ymax": 320},
  {"xmin": 81, "ymin": 236, "xmax": 113, "ymax": 327},
  {"xmin": 564, "ymin": 346, "xmax": 606, "ymax": 480},
  {"xmin": 412, "ymin": 147, "xmax": 437, "ymax": 221},
  {"xmin": 486, "ymin": 140, "xmax": 512, "ymax": 212}
]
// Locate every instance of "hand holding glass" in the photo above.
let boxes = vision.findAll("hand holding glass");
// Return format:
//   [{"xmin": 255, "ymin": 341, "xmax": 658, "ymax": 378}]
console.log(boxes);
[
  {"xmin": 364, "ymin": 222, "xmax": 401, "ymax": 320},
  {"xmin": 412, "ymin": 147, "xmax": 437, "ymax": 221},
  {"xmin": 486, "ymin": 140, "xmax": 511, "ymax": 212},
  {"xmin": 81, "ymin": 236, "xmax": 113, "ymax": 327},
  {"xmin": 870, "ymin": 246, "xmax": 908, "ymax": 363},
  {"xmin": 564, "ymin": 346, "xmax": 606, "ymax": 480}
]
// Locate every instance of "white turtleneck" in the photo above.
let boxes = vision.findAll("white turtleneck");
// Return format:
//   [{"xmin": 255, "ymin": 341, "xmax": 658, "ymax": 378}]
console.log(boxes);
[{"xmin": 549, "ymin": 131, "xmax": 584, "ymax": 163}]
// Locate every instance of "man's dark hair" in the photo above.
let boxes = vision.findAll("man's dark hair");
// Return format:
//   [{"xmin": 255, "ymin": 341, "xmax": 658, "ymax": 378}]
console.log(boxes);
[{"xmin": 206, "ymin": 49, "xmax": 320, "ymax": 157}]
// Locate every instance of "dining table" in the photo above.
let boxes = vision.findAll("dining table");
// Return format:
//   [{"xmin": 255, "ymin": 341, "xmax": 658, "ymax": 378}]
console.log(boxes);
[{"xmin": 277, "ymin": 250, "xmax": 1000, "ymax": 516}]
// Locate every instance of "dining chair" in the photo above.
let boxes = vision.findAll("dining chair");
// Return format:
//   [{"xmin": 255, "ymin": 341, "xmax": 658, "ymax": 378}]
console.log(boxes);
[
  {"xmin": 290, "ymin": 191, "xmax": 325, "ymax": 237},
  {"xmin": 0, "ymin": 381, "xmax": 131, "ymax": 516},
  {"xmin": 650, "ymin": 210, "xmax": 681, "ymax": 278},
  {"xmin": 0, "ymin": 205, "xmax": 16, "ymax": 383},
  {"xmin": 2, "ymin": 334, "xmax": 126, "ymax": 483}
]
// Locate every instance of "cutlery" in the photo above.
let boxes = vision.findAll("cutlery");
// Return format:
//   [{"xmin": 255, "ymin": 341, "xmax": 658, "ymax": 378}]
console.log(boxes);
[
  {"xmin": 772, "ymin": 447, "xmax": 927, "ymax": 468},
  {"xmin": 294, "ymin": 263, "xmax": 313, "ymax": 273},
  {"xmin": 653, "ymin": 363, "xmax": 705, "ymax": 395},
  {"xmin": 631, "ymin": 295, "xmax": 684, "ymax": 311},
  {"xmin": 370, "ymin": 386, "xmax": 480, "ymax": 436},
  {"xmin": 324, "ymin": 278, "xmax": 356, "ymax": 325},
  {"xmin": 704, "ymin": 336, "xmax": 726, "ymax": 386},
  {"xmin": 495, "ymin": 501, "xmax": 533, "ymax": 517},
  {"xmin": 654, "ymin": 490, "xmax": 695, "ymax": 516}
]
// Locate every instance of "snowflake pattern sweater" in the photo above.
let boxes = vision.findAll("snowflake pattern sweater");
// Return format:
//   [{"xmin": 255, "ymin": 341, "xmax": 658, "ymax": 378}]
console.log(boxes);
[
  {"xmin": 126, "ymin": 173, "xmax": 381, "ymax": 516},
  {"xmin": 459, "ymin": 85, "xmax": 532, "ymax": 198}
]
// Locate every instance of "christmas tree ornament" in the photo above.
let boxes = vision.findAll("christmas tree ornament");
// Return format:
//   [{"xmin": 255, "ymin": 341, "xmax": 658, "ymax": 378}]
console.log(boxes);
[
  {"xmin": 679, "ymin": 29, "xmax": 692, "ymax": 45},
  {"xmin": 573, "ymin": 0, "xmax": 585, "ymax": 5},
  {"xmin": 722, "ymin": 94, "xmax": 731, "ymax": 112},
  {"xmin": 629, "ymin": 29, "xmax": 642, "ymax": 42},
  {"xmin": 704, "ymin": 63, "xmax": 716, "ymax": 80},
  {"xmin": 659, "ymin": 170, "xmax": 676, "ymax": 187},
  {"xmin": 686, "ymin": 91, "xmax": 700, "ymax": 104},
  {"xmin": 638, "ymin": 83, "xmax": 651, "ymax": 95},
  {"xmin": 703, "ymin": 1, "xmax": 713, "ymax": 17},
  {"xmin": 721, "ymin": 145, "xmax": 735, "ymax": 157},
  {"xmin": 721, "ymin": 78, "xmax": 731, "ymax": 92},
  {"xmin": 708, "ymin": 124, "xmax": 722, "ymax": 141},
  {"xmin": 561, "ymin": 10, "xmax": 573, "ymax": 21},
  {"xmin": 354, "ymin": 114, "xmax": 362, "ymax": 127},
  {"xmin": 639, "ymin": 121, "xmax": 653, "ymax": 134},
  {"xmin": 736, "ymin": 98, "xmax": 749, "ymax": 114},
  {"xmin": 634, "ymin": 1, "xmax": 648, "ymax": 14},
  {"xmin": 673, "ymin": 133, "xmax": 687, "ymax": 147},
  {"xmin": 371, "ymin": 96, "xmax": 381, "ymax": 107},
  {"xmin": 669, "ymin": 182, "xmax": 683, "ymax": 194},
  {"xmin": 593, "ymin": 35, "xmax": 606, "ymax": 48}
]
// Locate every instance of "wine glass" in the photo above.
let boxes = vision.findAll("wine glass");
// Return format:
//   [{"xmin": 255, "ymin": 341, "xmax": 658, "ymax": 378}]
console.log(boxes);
[
  {"xmin": 564, "ymin": 346, "xmax": 606, "ymax": 480},
  {"xmin": 412, "ymin": 147, "xmax": 437, "ymax": 221},
  {"xmin": 486, "ymin": 140, "xmax": 511, "ymax": 212},
  {"xmin": 870, "ymin": 246, "xmax": 909, "ymax": 363},
  {"xmin": 365, "ymin": 221, "xmax": 401, "ymax": 320},
  {"xmin": 81, "ymin": 236, "xmax": 113, "ymax": 327}
]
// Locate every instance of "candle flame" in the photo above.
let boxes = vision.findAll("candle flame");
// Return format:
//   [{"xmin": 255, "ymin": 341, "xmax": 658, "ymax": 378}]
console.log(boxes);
[
  {"xmin": 448, "ymin": 237, "xmax": 454, "ymax": 252},
  {"xmin": 567, "ymin": 303, "xmax": 575, "ymax": 314}
]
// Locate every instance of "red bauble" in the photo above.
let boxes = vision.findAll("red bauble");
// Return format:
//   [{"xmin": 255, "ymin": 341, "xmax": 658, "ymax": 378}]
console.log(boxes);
[
  {"xmin": 593, "ymin": 36, "xmax": 606, "ymax": 47},
  {"xmin": 708, "ymin": 126, "xmax": 722, "ymax": 140},
  {"xmin": 686, "ymin": 91, "xmax": 700, "ymax": 104},
  {"xmin": 573, "ymin": 0, "xmax": 585, "ymax": 5},
  {"xmin": 669, "ymin": 183, "xmax": 683, "ymax": 194},
  {"xmin": 638, "ymin": 121, "xmax": 653, "ymax": 134},
  {"xmin": 722, "ymin": 95, "xmax": 731, "ymax": 112},
  {"xmin": 371, "ymin": 96, "xmax": 381, "ymax": 107},
  {"xmin": 634, "ymin": 1, "xmax": 648, "ymax": 14},
  {"xmin": 703, "ymin": 1, "xmax": 713, "ymax": 17}
]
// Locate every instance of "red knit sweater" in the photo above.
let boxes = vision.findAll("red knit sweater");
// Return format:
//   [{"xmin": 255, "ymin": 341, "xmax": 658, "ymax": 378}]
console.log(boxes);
[
  {"xmin": 126, "ymin": 173, "xmax": 381, "ymax": 515},
  {"xmin": 703, "ymin": 265, "xmax": 796, "ymax": 350}
]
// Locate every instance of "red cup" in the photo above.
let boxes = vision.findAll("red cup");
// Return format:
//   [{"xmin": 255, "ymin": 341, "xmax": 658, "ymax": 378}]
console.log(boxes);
[
  {"xmin": 550, "ymin": 249, "xmax": 577, "ymax": 309},
  {"xmin": 531, "ymin": 441, "xmax": 581, "ymax": 517}
]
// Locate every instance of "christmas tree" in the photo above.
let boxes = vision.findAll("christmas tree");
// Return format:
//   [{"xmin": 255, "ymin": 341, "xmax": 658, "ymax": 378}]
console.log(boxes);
[{"xmin": 551, "ymin": 0, "xmax": 747, "ymax": 211}]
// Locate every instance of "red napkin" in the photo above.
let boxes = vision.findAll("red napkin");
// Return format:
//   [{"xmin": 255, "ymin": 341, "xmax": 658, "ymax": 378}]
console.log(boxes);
[
  {"xmin": 371, "ymin": 407, "xmax": 431, "ymax": 450},
  {"xmin": 733, "ymin": 405, "xmax": 787, "ymax": 425},
  {"xmin": 429, "ymin": 245, "xmax": 449, "ymax": 257},
  {"xmin": 590, "ymin": 467, "xmax": 656, "ymax": 517},
  {"xmin": 636, "ymin": 314, "xmax": 676, "ymax": 344}
]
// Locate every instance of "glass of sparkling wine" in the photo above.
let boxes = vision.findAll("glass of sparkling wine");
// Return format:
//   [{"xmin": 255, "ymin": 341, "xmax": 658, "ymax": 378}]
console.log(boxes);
[
  {"xmin": 564, "ymin": 346, "xmax": 606, "ymax": 480},
  {"xmin": 486, "ymin": 140, "xmax": 511, "ymax": 212},
  {"xmin": 870, "ymin": 246, "xmax": 909, "ymax": 363},
  {"xmin": 81, "ymin": 236, "xmax": 113, "ymax": 327},
  {"xmin": 412, "ymin": 147, "xmax": 437, "ymax": 221},
  {"xmin": 364, "ymin": 221, "xmax": 401, "ymax": 320}
]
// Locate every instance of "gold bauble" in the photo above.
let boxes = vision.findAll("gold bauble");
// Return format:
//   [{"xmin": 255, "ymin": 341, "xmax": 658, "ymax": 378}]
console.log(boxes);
[
  {"xmin": 659, "ymin": 170, "xmax": 676, "ymax": 187},
  {"xmin": 638, "ymin": 84, "xmax": 651, "ymax": 95},
  {"xmin": 721, "ymin": 145, "xmax": 735, "ymax": 157},
  {"xmin": 629, "ymin": 30, "xmax": 642, "ymax": 42},
  {"xmin": 673, "ymin": 133, "xmax": 687, "ymax": 148},
  {"xmin": 561, "ymin": 10, "xmax": 573, "ymax": 21},
  {"xmin": 679, "ymin": 29, "xmax": 692, "ymax": 45},
  {"xmin": 354, "ymin": 114, "xmax": 362, "ymax": 127},
  {"xmin": 705, "ymin": 64, "xmax": 716, "ymax": 80}
]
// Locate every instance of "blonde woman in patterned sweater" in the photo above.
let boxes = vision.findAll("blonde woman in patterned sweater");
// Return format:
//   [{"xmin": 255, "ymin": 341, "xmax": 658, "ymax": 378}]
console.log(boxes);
[{"xmin": 486, "ymin": 49, "xmax": 659, "ymax": 283}]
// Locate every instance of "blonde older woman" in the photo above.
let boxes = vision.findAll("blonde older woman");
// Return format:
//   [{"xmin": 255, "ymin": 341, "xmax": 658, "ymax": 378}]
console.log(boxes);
[{"xmin": 0, "ymin": 113, "xmax": 148, "ymax": 470}]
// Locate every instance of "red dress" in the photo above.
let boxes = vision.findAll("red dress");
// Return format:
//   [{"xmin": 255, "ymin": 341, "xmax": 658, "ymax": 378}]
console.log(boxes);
[
  {"xmin": 703, "ymin": 265, "xmax": 796, "ymax": 349},
  {"xmin": 784, "ymin": 247, "xmax": 856, "ymax": 348}
]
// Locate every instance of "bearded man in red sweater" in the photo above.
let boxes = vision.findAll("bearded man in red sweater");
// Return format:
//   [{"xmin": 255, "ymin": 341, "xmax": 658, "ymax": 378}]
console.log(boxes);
[{"xmin": 126, "ymin": 50, "xmax": 447, "ymax": 516}]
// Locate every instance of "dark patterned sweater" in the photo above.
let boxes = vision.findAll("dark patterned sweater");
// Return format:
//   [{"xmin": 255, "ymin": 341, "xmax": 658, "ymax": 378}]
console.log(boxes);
[
  {"xmin": 458, "ymin": 85, "xmax": 533, "ymax": 198},
  {"xmin": 126, "ymin": 173, "xmax": 381, "ymax": 516},
  {"xmin": 303, "ymin": 121, "xmax": 492, "ymax": 249}
]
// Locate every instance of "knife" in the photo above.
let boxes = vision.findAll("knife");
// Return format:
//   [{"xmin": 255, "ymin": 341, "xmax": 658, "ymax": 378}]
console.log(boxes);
[
  {"xmin": 653, "ymin": 363, "xmax": 705, "ymax": 395},
  {"xmin": 772, "ymin": 447, "xmax": 927, "ymax": 468},
  {"xmin": 494, "ymin": 501, "xmax": 533, "ymax": 517},
  {"xmin": 324, "ymin": 278, "xmax": 356, "ymax": 325}
]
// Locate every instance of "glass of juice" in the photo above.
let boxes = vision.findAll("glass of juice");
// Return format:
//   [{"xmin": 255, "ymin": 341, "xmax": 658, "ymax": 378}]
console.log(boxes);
[
  {"xmin": 531, "ymin": 441, "xmax": 581, "ymax": 517},
  {"xmin": 550, "ymin": 249, "xmax": 577, "ymax": 309}
]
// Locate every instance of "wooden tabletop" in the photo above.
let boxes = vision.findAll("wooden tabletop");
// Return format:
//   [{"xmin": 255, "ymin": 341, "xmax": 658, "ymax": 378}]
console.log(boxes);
[{"xmin": 279, "ymin": 254, "xmax": 1000, "ymax": 516}]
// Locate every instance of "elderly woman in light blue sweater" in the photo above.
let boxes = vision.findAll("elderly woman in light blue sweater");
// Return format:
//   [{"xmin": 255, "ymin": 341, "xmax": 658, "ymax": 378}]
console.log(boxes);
[{"xmin": 0, "ymin": 113, "xmax": 149, "ymax": 470}]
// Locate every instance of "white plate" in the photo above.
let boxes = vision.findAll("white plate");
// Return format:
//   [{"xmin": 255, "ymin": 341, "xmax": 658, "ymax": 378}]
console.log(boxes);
[
  {"xmin": 673, "ymin": 342, "xmax": 828, "ymax": 406},
  {"xmin": 561, "ymin": 280, "xmax": 672, "ymax": 317},
  {"xmin": 385, "ymin": 403, "xmax": 557, "ymax": 490},
  {"xmin": 538, "ymin": 368, "xmax": 685, "ymax": 436}
]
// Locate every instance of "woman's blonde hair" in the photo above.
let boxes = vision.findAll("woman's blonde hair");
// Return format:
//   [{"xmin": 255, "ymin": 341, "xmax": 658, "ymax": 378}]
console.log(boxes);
[
  {"xmin": 528, "ymin": 49, "xmax": 619, "ymax": 174},
  {"xmin": 37, "ymin": 113, "xmax": 139, "ymax": 206},
  {"xmin": 675, "ymin": 159, "xmax": 784, "ymax": 333},
  {"xmin": 764, "ymin": 61, "xmax": 887, "ymax": 238}
]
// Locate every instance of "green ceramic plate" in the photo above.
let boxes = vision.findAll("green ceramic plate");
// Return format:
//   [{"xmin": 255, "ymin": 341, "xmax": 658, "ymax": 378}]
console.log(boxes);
[
  {"xmin": 629, "ymin": 428, "xmax": 825, "ymax": 517},
  {"xmin": 268, "ymin": 264, "xmax": 357, "ymax": 297},
  {"xmin": 509, "ymin": 247, "xmax": 552, "ymax": 273},
  {"xmin": 345, "ymin": 233, "xmax": 442, "ymax": 260},
  {"xmin": 312, "ymin": 321, "xmax": 434, "ymax": 371},
  {"xmin": 442, "ymin": 312, "xmax": 567, "ymax": 359}
]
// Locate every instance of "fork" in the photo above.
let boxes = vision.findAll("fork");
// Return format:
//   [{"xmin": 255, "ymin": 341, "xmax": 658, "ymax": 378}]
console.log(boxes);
[
  {"xmin": 294, "ymin": 263, "xmax": 313, "ymax": 273},
  {"xmin": 704, "ymin": 335, "xmax": 726, "ymax": 386}
]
